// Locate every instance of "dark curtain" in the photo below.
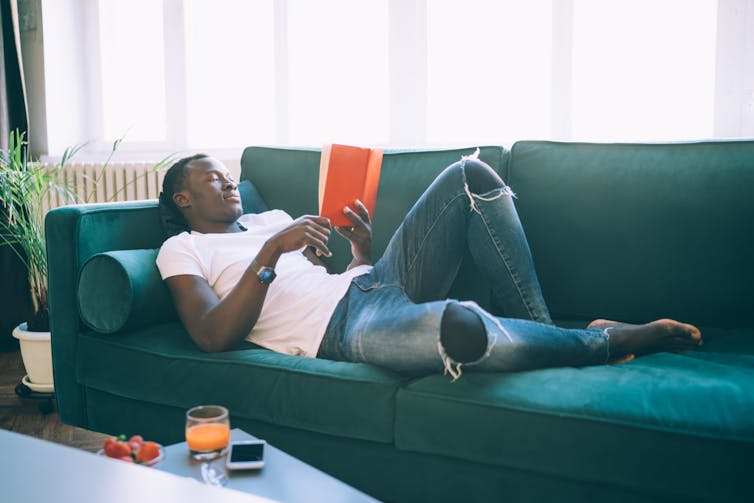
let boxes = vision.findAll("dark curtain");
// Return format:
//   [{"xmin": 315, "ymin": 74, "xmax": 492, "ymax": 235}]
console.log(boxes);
[{"xmin": 1, "ymin": 0, "xmax": 30, "ymax": 351}]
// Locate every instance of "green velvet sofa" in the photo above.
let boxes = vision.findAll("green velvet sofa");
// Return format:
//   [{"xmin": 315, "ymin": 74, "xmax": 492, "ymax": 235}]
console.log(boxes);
[{"xmin": 47, "ymin": 141, "xmax": 754, "ymax": 502}]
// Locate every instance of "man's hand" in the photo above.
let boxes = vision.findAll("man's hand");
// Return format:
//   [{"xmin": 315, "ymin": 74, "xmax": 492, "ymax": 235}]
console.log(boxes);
[
  {"xmin": 335, "ymin": 200, "xmax": 373, "ymax": 269},
  {"xmin": 262, "ymin": 215, "xmax": 332, "ymax": 265},
  {"xmin": 260, "ymin": 215, "xmax": 332, "ymax": 265},
  {"xmin": 267, "ymin": 215, "xmax": 332, "ymax": 259}
]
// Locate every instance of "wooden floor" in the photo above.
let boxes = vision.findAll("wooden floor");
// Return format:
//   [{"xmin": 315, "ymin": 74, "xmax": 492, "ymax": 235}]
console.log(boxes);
[{"xmin": 0, "ymin": 349, "xmax": 109, "ymax": 452}]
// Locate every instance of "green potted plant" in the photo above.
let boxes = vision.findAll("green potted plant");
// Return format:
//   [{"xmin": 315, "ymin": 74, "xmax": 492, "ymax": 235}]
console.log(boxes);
[
  {"xmin": 0, "ymin": 131, "xmax": 80, "ymax": 393},
  {"xmin": 1, "ymin": 130, "xmax": 173, "ymax": 394}
]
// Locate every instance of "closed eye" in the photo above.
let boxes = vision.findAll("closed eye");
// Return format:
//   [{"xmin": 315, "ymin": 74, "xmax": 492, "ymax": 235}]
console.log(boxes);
[{"xmin": 207, "ymin": 175, "xmax": 234, "ymax": 184}]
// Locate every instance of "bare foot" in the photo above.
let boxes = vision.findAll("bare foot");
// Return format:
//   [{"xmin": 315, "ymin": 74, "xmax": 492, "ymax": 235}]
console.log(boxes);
[{"xmin": 587, "ymin": 318, "xmax": 703, "ymax": 361}]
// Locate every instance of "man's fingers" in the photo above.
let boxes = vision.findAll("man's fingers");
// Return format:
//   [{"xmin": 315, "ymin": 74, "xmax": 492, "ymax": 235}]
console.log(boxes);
[
  {"xmin": 302, "ymin": 215, "xmax": 332, "ymax": 228},
  {"xmin": 353, "ymin": 200, "xmax": 371, "ymax": 222},
  {"xmin": 311, "ymin": 222, "xmax": 332, "ymax": 237},
  {"xmin": 305, "ymin": 225, "xmax": 330, "ymax": 244},
  {"xmin": 297, "ymin": 217, "xmax": 331, "ymax": 245},
  {"xmin": 301, "ymin": 218, "xmax": 335, "ymax": 257},
  {"xmin": 343, "ymin": 206, "xmax": 367, "ymax": 228},
  {"xmin": 334, "ymin": 226, "xmax": 352, "ymax": 238},
  {"xmin": 306, "ymin": 234, "xmax": 332, "ymax": 257}
]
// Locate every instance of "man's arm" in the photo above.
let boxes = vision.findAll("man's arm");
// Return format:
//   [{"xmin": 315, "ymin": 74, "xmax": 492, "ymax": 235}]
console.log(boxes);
[{"xmin": 165, "ymin": 215, "xmax": 332, "ymax": 352}]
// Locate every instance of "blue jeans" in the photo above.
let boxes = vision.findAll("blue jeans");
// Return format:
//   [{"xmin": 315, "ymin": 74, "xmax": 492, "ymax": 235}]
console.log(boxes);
[{"xmin": 318, "ymin": 153, "xmax": 609, "ymax": 379}]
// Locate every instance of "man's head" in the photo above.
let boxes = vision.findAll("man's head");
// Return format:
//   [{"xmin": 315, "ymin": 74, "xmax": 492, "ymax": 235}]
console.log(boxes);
[{"xmin": 161, "ymin": 154, "xmax": 242, "ymax": 233}]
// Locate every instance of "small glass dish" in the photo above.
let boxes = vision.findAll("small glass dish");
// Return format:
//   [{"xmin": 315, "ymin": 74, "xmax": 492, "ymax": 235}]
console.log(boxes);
[{"xmin": 97, "ymin": 443, "xmax": 165, "ymax": 467}]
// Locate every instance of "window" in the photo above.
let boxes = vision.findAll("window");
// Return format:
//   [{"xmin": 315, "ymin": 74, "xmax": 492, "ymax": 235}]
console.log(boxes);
[
  {"xmin": 98, "ymin": 0, "xmax": 167, "ymax": 142},
  {"xmin": 184, "ymin": 0, "xmax": 276, "ymax": 148},
  {"xmin": 35, "ymin": 0, "xmax": 753, "ymax": 157},
  {"xmin": 571, "ymin": 0, "xmax": 717, "ymax": 141},
  {"xmin": 427, "ymin": 0, "xmax": 552, "ymax": 144},
  {"xmin": 287, "ymin": 0, "xmax": 389, "ymax": 145}
]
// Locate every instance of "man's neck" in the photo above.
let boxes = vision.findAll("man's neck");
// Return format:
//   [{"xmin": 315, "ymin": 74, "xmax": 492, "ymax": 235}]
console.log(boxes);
[{"xmin": 190, "ymin": 220, "xmax": 244, "ymax": 234}]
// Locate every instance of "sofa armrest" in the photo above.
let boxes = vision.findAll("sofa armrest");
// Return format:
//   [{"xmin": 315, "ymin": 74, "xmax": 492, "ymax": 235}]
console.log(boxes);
[
  {"xmin": 78, "ymin": 249, "xmax": 177, "ymax": 334},
  {"xmin": 46, "ymin": 200, "xmax": 166, "ymax": 427}
]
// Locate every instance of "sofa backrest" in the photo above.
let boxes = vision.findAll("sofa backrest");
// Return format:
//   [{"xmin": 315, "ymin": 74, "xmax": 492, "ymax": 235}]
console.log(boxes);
[
  {"xmin": 240, "ymin": 146, "xmax": 508, "ymax": 307},
  {"xmin": 508, "ymin": 140, "xmax": 754, "ymax": 327}
]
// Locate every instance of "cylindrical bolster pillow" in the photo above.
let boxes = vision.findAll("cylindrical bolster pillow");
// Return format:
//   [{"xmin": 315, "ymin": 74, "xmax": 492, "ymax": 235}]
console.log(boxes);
[{"xmin": 77, "ymin": 249, "xmax": 177, "ymax": 334}]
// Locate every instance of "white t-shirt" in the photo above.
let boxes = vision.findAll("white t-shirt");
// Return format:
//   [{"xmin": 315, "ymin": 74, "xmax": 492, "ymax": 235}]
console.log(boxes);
[{"xmin": 156, "ymin": 210, "xmax": 371, "ymax": 357}]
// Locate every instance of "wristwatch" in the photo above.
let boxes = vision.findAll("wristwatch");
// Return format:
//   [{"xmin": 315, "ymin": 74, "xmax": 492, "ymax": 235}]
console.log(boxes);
[{"xmin": 251, "ymin": 259, "xmax": 276, "ymax": 284}]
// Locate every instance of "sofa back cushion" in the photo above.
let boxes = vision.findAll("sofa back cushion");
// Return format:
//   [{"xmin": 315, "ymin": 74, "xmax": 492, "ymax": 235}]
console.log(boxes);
[
  {"xmin": 241, "ymin": 146, "xmax": 509, "ymax": 307},
  {"xmin": 508, "ymin": 140, "xmax": 754, "ymax": 327}
]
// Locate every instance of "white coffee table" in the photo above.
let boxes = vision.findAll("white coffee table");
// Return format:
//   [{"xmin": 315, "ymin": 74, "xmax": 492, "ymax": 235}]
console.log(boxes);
[
  {"xmin": 0, "ymin": 428, "xmax": 273, "ymax": 503},
  {"xmin": 158, "ymin": 428, "xmax": 378, "ymax": 503}
]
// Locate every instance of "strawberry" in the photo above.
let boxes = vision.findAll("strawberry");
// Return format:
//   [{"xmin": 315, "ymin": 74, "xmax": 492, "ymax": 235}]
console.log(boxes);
[
  {"xmin": 136, "ymin": 441, "xmax": 160, "ymax": 463},
  {"xmin": 128, "ymin": 435, "xmax": 144, "ymax": 452},
  {"xmin": 103, "ymin": 437, "xmax": 118, "ymax": 457},
  {"xmin": 103, "ymin": 435, "xmax": 132, "ymax": 459}
]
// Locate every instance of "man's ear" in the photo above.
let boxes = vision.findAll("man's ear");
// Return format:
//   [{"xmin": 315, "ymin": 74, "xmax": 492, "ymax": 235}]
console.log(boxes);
[{"xmin": 173, "ymin": 191, "xmax": 191, "ymax": 209}]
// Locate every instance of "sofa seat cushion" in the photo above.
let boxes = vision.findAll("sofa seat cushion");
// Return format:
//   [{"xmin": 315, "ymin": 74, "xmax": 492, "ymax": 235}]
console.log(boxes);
[
  {"xmin": 394, "ymin": 327, "xmax": 754, "ymax": 501},
  {"xmin": 76, "ymin": 323, "xmax": 407, "ymax": 443}
]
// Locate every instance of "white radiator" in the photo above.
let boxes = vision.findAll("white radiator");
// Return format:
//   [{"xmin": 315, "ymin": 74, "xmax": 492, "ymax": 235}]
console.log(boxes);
[{"xmin": 43, "ymin": 161, "xmax": 166, "ymax": 211}]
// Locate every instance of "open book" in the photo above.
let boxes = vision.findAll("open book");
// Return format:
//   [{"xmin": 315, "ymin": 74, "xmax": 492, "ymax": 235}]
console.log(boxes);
[{"xmin": 318, "ymin": 144, "xmax": 383, "ymax": 227}]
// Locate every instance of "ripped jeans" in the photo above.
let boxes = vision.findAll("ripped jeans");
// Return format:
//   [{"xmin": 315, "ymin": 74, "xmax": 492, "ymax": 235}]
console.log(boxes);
[{"xmin": 317, "ymin": 152, "xmax": 610, "ymax": 379}]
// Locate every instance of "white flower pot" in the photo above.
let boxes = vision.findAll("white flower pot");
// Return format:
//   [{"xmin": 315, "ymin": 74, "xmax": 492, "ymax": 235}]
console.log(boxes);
[{"xmin": 12, "ymin": 322, "xmax": 54, "ymax": 390}]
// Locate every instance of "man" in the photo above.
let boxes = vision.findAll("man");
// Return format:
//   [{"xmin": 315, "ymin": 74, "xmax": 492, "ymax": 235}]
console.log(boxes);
[{"xmin": 156, "ymin": 153, "xmax": 702, "ymax": 380}]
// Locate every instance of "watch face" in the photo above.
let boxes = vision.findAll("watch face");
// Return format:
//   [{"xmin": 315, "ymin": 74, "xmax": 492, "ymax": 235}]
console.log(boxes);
[{"xmin": 259, "ymin": 268, "xmax": 276, "ymax": 284}]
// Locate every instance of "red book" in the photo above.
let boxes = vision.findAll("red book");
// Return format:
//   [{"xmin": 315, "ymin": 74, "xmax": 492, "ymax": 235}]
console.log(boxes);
[{"xmin": 318, "ymin": 144, "xmax": 383, "ymax": 227}]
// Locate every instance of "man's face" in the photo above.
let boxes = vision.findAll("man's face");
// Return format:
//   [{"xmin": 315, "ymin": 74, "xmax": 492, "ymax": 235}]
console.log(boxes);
[{"xmin": 174, "ymin": 157, "xmax": 243, "ymax": 226}]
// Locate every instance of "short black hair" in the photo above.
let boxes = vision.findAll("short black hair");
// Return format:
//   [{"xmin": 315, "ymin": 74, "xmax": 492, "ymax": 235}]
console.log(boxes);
[
  {"xmin": 158, "ymin": 153, "xmax": 209, "ymax": 237},
  {"xmin": 162, "ymin": 153, "xmax": 209, "ymax": 205}
]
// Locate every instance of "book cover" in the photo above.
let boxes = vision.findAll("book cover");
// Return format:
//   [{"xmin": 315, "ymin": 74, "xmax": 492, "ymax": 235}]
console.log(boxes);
[{"xmin": 318, "ymin": 143, "xmax": 383, "ymax": 227}]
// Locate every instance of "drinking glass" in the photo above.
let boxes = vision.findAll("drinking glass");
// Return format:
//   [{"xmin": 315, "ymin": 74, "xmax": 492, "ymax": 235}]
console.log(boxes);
[
  {"xmin": 186, "ymin": 405, "xmax": 231, "ymax": 460},
  {"xmin": 186, "ymin": 405, "xmax": 230, "ymax": 486}
]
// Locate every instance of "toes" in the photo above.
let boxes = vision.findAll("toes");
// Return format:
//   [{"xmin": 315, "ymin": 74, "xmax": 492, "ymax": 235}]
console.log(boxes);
[
  {"xmin": 671, "ymin": 335, "xmax": 700, "ymax": 346},
  {"xmin": 664, "ymin": 320, "xmax": 702, "ymax": 342},
  {"xmin": 668, "ymin": 336, "xmax": 702, "ymax": 352},
  {"xmin": 678, "ymin": 322, "xmax": 702, "ymax": 341},
  {"xmin": 688, "ymin": 325, "xmax": 702, "ymax": 341}
]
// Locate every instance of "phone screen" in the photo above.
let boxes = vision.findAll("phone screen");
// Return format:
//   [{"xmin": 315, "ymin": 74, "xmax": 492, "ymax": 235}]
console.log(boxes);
[{"xmin": 230, "ymin": 442, "xmax": 264, "ymax": 462}]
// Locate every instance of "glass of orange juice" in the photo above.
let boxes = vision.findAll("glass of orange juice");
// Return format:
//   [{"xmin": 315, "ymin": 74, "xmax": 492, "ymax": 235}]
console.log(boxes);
[{"xmin": 185, "ymin": 405, "xmax": 230, "ymax": 461}]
